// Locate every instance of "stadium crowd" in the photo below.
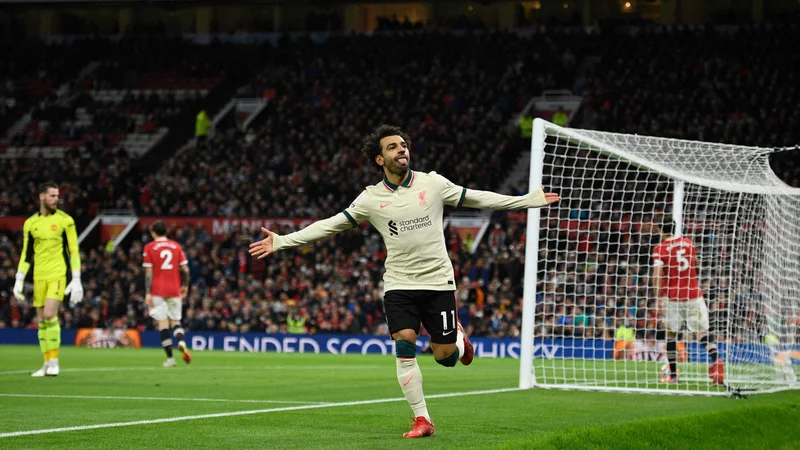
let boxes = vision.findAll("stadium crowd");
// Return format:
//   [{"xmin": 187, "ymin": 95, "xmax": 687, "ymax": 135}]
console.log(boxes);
[
  {"xmin": 0, "ymin": 35, "xmax": 260, "ymax": 216},
  {"xmin": 0, "ymin": 25, "xmax": 798, "ymax": 342},
  {"xmin": 0, "ymin": 220, "xmax": 538, "ymax": 339},
  {"xmin": 142, "ymin": 30, "xmax": 583, "ymax": 217},
  {"xmin": 581, "ymin": 25, "xmax": 800, "ymax": 159}
]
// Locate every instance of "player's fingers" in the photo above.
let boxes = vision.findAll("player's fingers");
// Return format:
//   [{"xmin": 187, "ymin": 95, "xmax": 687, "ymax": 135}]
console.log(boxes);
[{"xmin": 261, "ymin": 227, "xmax": 273, "ymax": 236}]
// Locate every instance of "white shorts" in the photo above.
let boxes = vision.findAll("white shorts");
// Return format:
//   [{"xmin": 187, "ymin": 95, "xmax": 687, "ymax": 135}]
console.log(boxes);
[
  {"xmin": 663, "ymin": 297, "xmax": 709, "ymax": 333},
  {"xmin": 149, "ymin": 296, "xmax": 182, "ymax": 321}
]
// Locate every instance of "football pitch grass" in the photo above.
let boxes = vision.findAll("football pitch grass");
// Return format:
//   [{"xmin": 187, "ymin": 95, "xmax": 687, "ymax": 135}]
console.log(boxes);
[{"xmin": 0, "ymin": 346, "xmax": 798, "ymax": 449}]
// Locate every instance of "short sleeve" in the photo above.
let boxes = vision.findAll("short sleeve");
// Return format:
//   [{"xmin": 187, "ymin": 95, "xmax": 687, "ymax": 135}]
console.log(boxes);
[
  {"xmin": 342, "ymin": 191, "xmax": 371, "ymax": 228},
  {"xmin": 178, "ymin": 248, "xmax": 188, "ymax": 266},
  {"xmin": 432, "ymin": 172, "xmax": 467, "ymax": 207},
  {"xmin": 142, "ymin": 248, "xmax": 152, "ymax": 267},
  {"xmin": 652, "ymin": 244, "xmax": 665, "ymax": 266}
]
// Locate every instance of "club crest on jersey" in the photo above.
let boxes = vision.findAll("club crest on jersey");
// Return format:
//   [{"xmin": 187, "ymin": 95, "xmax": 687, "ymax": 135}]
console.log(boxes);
[
  {"xmin": 50, "ymin": 224, "xmax": 58, "ymax": 232},
  {"xmin": 419, "ymin": 190, "xmax": 427, "ymax": 207}
]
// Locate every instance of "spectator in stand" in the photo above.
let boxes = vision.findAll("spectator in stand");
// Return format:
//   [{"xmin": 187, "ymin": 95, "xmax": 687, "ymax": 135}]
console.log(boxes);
[{"xmin": 195, "ymin": 109, "xmax": 211, "ymax": 149}]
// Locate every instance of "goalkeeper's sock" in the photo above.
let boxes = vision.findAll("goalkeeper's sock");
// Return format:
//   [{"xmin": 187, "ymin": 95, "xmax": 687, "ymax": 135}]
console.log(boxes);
[
  {"xmin": 700, "ymin": 335, "xmax": 719, "ymax": 362},
  {"xmin": 44, "ymin": 317, "xmax": 60, "ymax": 360},
  {"xmin": 173, "ymin": 325, "xmax": 186, "ymax": 348},
  {"xmin": 396, "ymin": 340, "xmax": 430, "ymax": 422},
  {"xmin": 666, "ymin": 339, "xmax": 678, "ymax": 376},
  {"xmin": 160, "ymin": 329, "xmax": 173, "ymax": 358},
  {"xmin": 38, "ymin": 321, "xmax": 49, "ymax": 362}
]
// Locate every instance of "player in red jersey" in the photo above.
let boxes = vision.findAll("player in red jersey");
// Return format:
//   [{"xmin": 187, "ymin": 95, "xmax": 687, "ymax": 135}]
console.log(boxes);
[
  {"xmin": 142, "ymin": 221, "xmax": 192, "ymax": 367},
  {"xmin": 652, "ymin": 217, "xmax": 723, "ymax": 385}
]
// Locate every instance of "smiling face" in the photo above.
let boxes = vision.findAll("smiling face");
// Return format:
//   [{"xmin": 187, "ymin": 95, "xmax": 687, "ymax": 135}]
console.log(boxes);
[
  {"xmin": 39, "ymin": 187, "xmax": 59, "ymax": 214},
  {"xmin": 377, "ymin": 135, "xmax": 410, "ymax": 177}
]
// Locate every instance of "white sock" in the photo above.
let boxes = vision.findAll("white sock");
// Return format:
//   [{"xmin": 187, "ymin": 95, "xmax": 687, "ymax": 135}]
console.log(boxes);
[
  {"xmin": 456, "ymin": 328, "xmax": 465, "ymax": 359},
  {"xmin": 179, "ymin": 340, "xmax": 187, "ymax": 349},
  {"xmin": 50, "ymin": 358, "xmax": 59, "ymax": 366},
  {"xmin": 396, "ymin": 358, "xmax": 430, "ymax": 422}
]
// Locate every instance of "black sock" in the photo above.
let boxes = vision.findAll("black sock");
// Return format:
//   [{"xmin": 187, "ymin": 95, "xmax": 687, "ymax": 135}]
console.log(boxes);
[
  {"xmin": 700, "ymin": 335, "xmax": 718, "ymax": 362},
  {"xmin": 160, "ymin": 329, "xmax": 173, "ymax": 358},
  {"xmin": 666, "ymin": 340, "xmax": 677, "ymax": 376},
  {"xmin": 173, "ymin": 325, "xmax": 185, "ymax": 344}
]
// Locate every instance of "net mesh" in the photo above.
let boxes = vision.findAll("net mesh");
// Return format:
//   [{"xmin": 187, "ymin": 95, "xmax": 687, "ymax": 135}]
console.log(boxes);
[{"xmin": 527, "ymin": 122, "xmax": 800, "ymax": 395}]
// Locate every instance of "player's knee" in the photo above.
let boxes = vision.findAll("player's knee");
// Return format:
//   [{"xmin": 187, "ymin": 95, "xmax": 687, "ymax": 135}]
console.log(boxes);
[
  {"xmin": 395, "ymin": 340, "xmax": 417, "ymax": 359},
  {"xmin": 435, "ymin": 350, "xmax": 459, "ymax": 367}
]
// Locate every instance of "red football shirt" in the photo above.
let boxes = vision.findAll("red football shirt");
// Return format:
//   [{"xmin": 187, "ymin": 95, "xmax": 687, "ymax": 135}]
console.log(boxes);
[
  {"xmin": 652, "ymin": 237, "xmax": 702, "ymax": 302},
  {"xmin": 142, "ymin": 238, "xmax": 187, "ymax": 297}
]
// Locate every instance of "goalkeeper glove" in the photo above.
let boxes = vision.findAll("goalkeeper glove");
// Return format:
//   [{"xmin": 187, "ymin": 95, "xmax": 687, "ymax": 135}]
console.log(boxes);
[
  {"xmin": 65, "ymin": 271, "xmax": 84, "ymax": 306},
  {"xmin": 12, "ymin": 272, "xmax": 25, "ymax": 301}
]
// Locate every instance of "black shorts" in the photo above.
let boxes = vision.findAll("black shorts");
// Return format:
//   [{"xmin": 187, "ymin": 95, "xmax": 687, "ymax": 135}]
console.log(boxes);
[{"xmin": 383, "ymin": 290, "xmax": 457, "ymax": 344}]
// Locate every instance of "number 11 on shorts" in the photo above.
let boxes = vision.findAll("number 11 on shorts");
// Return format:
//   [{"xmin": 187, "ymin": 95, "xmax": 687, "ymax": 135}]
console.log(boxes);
[{"xmin": 441, "ymin": 310, "xmax": 456, "ymax": 330}]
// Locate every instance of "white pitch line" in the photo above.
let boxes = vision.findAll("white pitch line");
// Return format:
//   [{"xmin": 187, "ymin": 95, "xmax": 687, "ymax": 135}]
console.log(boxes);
[
  {"xmin": 0, "ymin": 365, "xmax": 381, "ymax": 376},
  {"xmin": 0, "ymin": 387, "xmax": 521, "ymax": 439},
  {"xmin": 0, "ymin": 393, "xmax": 326, "ymax": 405}
]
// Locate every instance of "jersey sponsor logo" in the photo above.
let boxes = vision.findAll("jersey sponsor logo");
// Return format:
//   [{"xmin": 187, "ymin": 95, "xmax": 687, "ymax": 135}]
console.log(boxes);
[
  {"xmin": 388, "ymin": 215, "xmax": 433, "ymax": 235},
  {"xmin": 397, "ymin": 215, "xmax": 432, "ymax": 232}
]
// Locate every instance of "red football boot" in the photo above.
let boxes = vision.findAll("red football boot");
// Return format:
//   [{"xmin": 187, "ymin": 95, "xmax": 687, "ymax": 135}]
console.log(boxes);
[
  {"xmin": 457, "ymin": 322, "xmax": 474, "ymax": 366},
  {"xmin": 710, "ymin": 359, "xmax": 724, "ymax": 385},
  {"xmin": 403, "ymin": 416, "xmax": 435, "ymax": 439},
  {"xmin": 178, "ymin": 342, "xmax": 192, "ymax": 364}
]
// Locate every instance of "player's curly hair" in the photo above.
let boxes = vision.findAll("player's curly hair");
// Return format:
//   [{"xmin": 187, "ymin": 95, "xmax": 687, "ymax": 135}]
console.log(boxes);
[{"xmin": 360, "ymin": 125, "xmax": 411, "ymax": 170}]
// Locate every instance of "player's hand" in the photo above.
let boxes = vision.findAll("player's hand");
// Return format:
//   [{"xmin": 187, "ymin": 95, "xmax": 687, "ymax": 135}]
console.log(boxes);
[
  {"xmin": 655, "ymin": 297, "xmax": 668, "ymax": 317},
  {"xmin": 145, "ymin": 294, "xmax": 154, "ymax": 307},
  {"xmin": 530, "ymin": 187, "xmax": 560, "ymax": 207},
  {"xmin": 65, "ymin": 276, "xmax": 84, "ymax": 306},
  {"xmin": 180, "ymin": 286, "xmax": 188, "ymax": 298},
  {"xmin": 543, "ymin": 192, "xmax": 560, "ymax": 205},
  {"xmin": 249, "ymin": 227, "xmax": 277, "ymax": 259},
  {"xmin": 13, "ymin": 272, "xmax": 25, "ymax": 302}
]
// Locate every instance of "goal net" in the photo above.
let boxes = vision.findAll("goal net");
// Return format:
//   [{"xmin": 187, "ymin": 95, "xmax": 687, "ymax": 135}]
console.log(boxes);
[{"xmin": 519, "ymin": 119, "xmax": 800, "ymax": 396}]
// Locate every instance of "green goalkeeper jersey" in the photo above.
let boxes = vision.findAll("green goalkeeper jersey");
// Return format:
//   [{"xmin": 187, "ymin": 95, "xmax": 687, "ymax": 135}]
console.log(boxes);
[{"xmin": 17, "ymin": 210, "xmax": 81, "ymax": 280}]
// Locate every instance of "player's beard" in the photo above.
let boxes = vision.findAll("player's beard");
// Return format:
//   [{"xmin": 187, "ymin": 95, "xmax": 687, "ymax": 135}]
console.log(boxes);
[
  {"xmin": 43, "ymin": 202, "xmax": 57, "ymax": 214},
  {"xmin": 386, "ymin": 157, "xmax": 410, "ymax": 178}
]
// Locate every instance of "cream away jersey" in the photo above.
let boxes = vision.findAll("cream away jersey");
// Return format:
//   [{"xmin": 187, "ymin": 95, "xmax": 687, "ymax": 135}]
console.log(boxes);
[{"xmin": 272, "ymin": 170, "xmax": 550, "ymax": 292}]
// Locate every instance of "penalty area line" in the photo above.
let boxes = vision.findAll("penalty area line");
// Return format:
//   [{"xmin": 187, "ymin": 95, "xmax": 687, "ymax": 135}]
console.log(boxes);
[{"xmin": 0, "ymin": 387, "xmax": 521, "ymax": 439}]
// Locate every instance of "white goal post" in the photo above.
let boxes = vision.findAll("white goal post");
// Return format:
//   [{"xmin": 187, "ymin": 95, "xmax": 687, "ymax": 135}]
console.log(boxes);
[{"xmin": 520, "ymin": 118, "xmax": 800, "ymax": 396}]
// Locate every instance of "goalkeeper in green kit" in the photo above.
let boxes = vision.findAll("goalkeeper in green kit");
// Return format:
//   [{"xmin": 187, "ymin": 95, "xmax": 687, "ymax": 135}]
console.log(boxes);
[{"xmin": 13, "ymin": 181, "xmax": 83, "ymax": 377}]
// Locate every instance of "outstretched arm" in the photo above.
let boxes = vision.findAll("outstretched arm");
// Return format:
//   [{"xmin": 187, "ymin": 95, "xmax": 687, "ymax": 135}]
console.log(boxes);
[
  {"xmin": 434, "ymin": 172, "xmax": 558, "ymax": 210},
  {"xmin": 461, "ymin": 187, "xmax": 560, "ymax": 210},
  {"xmin": 249, "ymin": 213, "xmax": 354, "ymax": 259}
]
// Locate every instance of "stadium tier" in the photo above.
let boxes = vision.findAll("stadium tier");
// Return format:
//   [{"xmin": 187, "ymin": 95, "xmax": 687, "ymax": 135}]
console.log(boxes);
[{"xmin": 2, "ymin": 3, "xmax": 800, "ymax": 446}]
